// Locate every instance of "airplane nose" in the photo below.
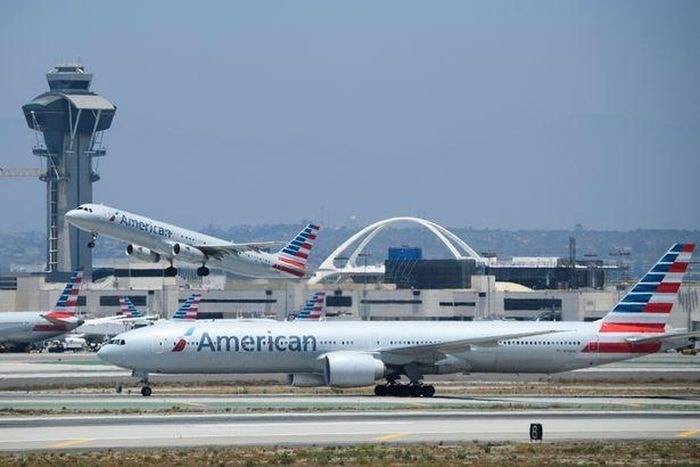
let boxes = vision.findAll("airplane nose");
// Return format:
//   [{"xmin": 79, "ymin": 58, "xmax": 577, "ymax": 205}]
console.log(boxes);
[{"xmin": 97, "ymin": 345, "xmax": 122, "ymax": 366}]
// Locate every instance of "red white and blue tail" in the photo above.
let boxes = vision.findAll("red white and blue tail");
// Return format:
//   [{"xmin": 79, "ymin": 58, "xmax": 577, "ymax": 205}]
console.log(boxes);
[
  {"xmin": 599, "ymin": 243, "xmax": 694, "ymax": 334},
  {"xmin": 53, "ymin": 267, "xmax": 84, "ymax": 312},
  {"xmin": 42, "ymin": 267, "xmax": 85, "ymax": 329},
  {"xmin": 296, "ymin": 292, "xmax": 326, "ymax": 320},
  {"xmin": 118, "ymin": 297, "xmax": 145, "ymax": 318},
  {"xmin": 172, "ymin": 293, "xmax": 202, "ymax": 321},
  {"xmin": 272, "ymin": 223, "xmax": 320, "ymax": 278}
]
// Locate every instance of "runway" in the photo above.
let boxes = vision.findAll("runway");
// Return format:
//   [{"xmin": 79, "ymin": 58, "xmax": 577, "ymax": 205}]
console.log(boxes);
[
  {"xmin": 0, "ymin": 392, "xmax": 698, "ymax": 412},
  {"xmin": 0, "ymin": 411, "xmax": 697, "ymax": 451},
  {"xmin": 0, "ymin": 352, "xmax": 698, "ymax": 388}
]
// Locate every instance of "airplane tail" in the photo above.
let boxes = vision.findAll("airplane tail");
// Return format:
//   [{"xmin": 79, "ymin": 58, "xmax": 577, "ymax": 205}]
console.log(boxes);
[
  {"xmin": 599, "ymin": 243, "xmax": 694, "ymax": 334},
  {"xmin": 54, "ymin": 267, "xmax": 84, "ymax": 312},
  {"xmin": 118, "ymin": 297, "xmax": 145, "ymax": 318},
  {"xmin": 296, "ymin": 292, "xmax": 326, "ymax": 320},
  {"xmin": 43, "ymin": 267, "xmax": 85, "ymax": 328},
  {"xmin": 272, "ymin": 223, "xmax": 321, "ymax": 278},
  {"xmin": 172, "ymin": 293, "xmax": 202, "ymax": 321}
]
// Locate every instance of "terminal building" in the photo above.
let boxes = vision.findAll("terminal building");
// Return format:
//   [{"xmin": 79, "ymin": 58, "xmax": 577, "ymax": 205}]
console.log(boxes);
[{"xmin": 1, "ymin": 217, "xmax": 696, "ymax": 333}]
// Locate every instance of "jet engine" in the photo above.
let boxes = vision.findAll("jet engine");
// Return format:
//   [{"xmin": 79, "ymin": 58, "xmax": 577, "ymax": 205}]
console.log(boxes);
[
  {"xmin": 286, "ymin": 373, "xmax": 325, "ymax": 387},
  {"xmin": 125, "ymin": 244, "xmax": 161, "ymax": 263},
  {"xmin": 323, "ymin": 351, "xmax": 385, "ymax": 388},
  {"xmin": 172, "ymin": 243, "xmax": 207, "ymax": 263}
]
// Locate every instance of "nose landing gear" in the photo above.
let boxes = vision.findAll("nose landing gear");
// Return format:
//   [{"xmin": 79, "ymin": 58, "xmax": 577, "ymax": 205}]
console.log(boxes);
[
  {"xmin": 133, "ymin": 370, "xmax": 152, "ymax": 397},
  {"xmin": 87, "ymin": 232, "xmax": 98, "ymax": 249}
]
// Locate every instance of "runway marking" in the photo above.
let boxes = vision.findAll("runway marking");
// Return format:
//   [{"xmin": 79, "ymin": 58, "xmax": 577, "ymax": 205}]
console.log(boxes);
[
  {"xmin": 676, "ymin": 429, "xmax": 700, "ymax": 438},
  {"xmin": 374, "ymin": 432, "xmax": 409, "ymax": 443},
  {"xmin": 48, "ymin": 438, "xmax": 92, "ymax": 449}
]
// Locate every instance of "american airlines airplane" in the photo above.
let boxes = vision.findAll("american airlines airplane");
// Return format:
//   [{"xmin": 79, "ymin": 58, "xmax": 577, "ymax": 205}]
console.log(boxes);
[
  {"xmin": 293, "ymin": 292, "xmax": 326, "ymax": 321},
  {"xmin": 0, "ymin": 269, "xmax": 85, "ymax": 351},
  {"xmin": 98, "ymin": 243, "xmax": 696, "ymax": 397},
  {"xmin": 65, "ymin": 204, "xmax": 320, "ymax": 278},
  {"xmin": 76, "ymin": 293, "xmax": 202, "ymax": 343}
]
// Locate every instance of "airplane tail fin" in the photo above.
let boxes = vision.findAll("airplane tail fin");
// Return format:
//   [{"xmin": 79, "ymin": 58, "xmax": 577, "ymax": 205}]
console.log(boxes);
[
  {"xmin": 599, "ymin": 243, "xmax": 694, "ymax": 334},
  {"xmin": 54, "ymin": 267, "xmax": 85, "ymax": 313},
  {"xmin": 118, "ymin": 297, "xmax": 144, "ymax": 318},
  {"xmin": 272, "ymin": 223, "xmax": 321, "ymax": 278},
  {"xmin": 296, "ymin": 292, "xmax": 326, "ymax": 320},
  {"xmin": 172, "ymin": 293, "xmax": 202, "ymax": 321}
]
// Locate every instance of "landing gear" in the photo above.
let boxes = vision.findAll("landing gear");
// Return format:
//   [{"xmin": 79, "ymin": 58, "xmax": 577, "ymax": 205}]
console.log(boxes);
[
  {"xmin": 373, "ymin": 383, "xmax": 435, "ymax": 397},
  {"xmin": 374, "ymin": 369, "xmax": 435, "ymax": 397},
  {"xmin": 87, "ymin": 232, "xmax": 98, "ymax": 249},
  {"xmin": 165, "ymin": 266, "xmax": 178, "ymax": 277},
  {"xmin": 134, "ymin": 370, "xmax": 152, "ymax": 397},
  {"xmin": 196, "ymin": 266, "xmax": 210, "ymax": 277}
]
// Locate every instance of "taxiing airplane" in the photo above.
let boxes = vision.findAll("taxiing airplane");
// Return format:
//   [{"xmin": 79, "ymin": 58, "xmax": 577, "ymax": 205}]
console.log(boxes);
[
  {"xmin": 98, "ymin": 244, "xmax": 696, "ymax": 397},
  {"xmin": 65, "ymin": 204, "xmax": 320, "ymax": 278},
  {"xmin": 0, "ymin": 269, "xmax": 85, "ymax": 351},
  {"xmin": 293, "ymin": 292, "xmax": 326, "ymax": 321}
]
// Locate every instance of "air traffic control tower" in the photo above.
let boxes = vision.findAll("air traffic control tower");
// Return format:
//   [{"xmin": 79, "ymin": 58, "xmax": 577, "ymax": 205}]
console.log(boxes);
[{"xmin": 22, "ymin": 63, "xmax": 116, "ymax": 273}]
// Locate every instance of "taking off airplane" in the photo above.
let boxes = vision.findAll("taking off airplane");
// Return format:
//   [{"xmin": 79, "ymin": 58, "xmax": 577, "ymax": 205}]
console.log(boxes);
[
  {"xmin": 98, "ymin": 244, "xmax": 696, "ymax": 397},
  {"xmin": 65, "ymin": 204, "xmax": 319, "ymax": 278}
]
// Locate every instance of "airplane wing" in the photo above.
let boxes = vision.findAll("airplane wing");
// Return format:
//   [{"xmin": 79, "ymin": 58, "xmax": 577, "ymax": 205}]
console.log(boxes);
[
  {"xmin": 196, "ymin": 241, "xmax": 280, "ymax": 259},
  {"xmin": 377, "ymin": 329, "xmax": 570, "ymax": 364},
  {"xmin": 625, "ymin": 331, "xmax": 700, "ymax": 345}
]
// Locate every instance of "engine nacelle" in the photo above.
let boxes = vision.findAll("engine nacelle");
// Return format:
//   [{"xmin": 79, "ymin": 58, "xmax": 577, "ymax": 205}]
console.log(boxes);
[
  {"xmin": 125, "ymin": 244, "xmax": 161, "ymax": 263},
  {"xmin": 172, "ymin": 243, "xmax": 207, "ymax": 263},
  {"xmin": 323, "ymin": 351, "xmax": 385, "ymax": 388},
  {"xmin": 286, "ymin": 373, "xmax": 325, "ymax": 387}
]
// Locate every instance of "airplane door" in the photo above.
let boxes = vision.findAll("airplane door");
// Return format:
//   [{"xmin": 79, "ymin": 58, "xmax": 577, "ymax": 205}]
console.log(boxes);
[{"xmin": 588, "ymin": 335, "xmax": 599, "ymax": 353}]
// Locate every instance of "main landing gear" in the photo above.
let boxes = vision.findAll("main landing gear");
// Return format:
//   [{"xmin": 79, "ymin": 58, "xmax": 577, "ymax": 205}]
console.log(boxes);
[
  {"xmin": 164, "ymin": 266, "xmax": 178, "ymax": 277},
  {"xmin": 374, "ymin": 373, "xmax": 435, "ymax": 397},
  {"xmin": 196, "ymin": 266, "xmax": 210, "ymax": 277},
  {"xmin": 374, "ymin": 383, "xmax": 435, "ymax": 398}
]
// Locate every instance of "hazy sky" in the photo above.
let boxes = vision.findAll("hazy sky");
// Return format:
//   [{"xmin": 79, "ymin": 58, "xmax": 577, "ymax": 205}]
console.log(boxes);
[{"xmin": 1, "ymin": 1, "xmax": 698, "ymax": 232}]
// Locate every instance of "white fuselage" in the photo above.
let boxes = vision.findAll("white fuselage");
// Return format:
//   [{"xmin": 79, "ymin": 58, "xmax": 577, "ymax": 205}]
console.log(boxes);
[
  {"xmin": 0, "ymin": 312, "xmax": 75, "ymax": 345},
  {"xmin": 98, "ymin": 319, "xmax": 660, "ymax": 377},
  {"xmin": 66, "ymin": 205, "xmax": 280, "ymax": 277}
]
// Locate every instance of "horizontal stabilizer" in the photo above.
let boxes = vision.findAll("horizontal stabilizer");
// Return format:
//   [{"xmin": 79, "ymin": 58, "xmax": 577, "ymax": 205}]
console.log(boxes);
[{"xmin": 625, "ymin": 330, "xmax": 700, "ymax": 345}]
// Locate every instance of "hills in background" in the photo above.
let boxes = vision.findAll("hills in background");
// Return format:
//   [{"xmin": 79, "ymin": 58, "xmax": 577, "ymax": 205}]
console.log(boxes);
[{"xmin": 2, "ymin": 226, "xmax": 698, "ymax": 279}]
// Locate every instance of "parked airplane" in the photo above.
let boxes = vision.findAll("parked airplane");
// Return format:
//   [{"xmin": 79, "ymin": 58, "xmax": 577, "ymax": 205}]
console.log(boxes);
[
  {"xmin": 76, "ymin": 293, "xmax": 201, "ymax": 343},
  {"xmin": 98, "ymin": 244, "xmax": 696, "ymax": 397},
  {"xmin": 0, "ymin": 269, "xmax": 85, "ymax": 351},
  {"xmin": 65, "ymin": 204, "xmax": 320, "ymax": 278},
  {"xmin": 293, "ymin": 292, "xmax": 326, "ymax": 321}
]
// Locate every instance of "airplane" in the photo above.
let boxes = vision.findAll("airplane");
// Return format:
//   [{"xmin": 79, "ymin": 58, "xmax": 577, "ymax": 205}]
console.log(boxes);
[
  {"xmin": 65, "ymin": 204, "xmax": 320, "ymax": 278},
  {"xmin": 0, "ymin": 269, "xmax": 85, "ymax": 351},
  {"xmin": 293, "ymin": 292, "xmax": 326, "ymax": 320},
  {"xmin": 98, "ymin": 243, "xmax": 696, "ymax": 398},
  {"xmin": 75, "ymin": 293, "xmax": 201, "ymax": 343}
]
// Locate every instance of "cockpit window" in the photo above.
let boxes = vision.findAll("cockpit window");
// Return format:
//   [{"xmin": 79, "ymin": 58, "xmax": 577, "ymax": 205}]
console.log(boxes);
[
  {"xmin": 76, "ymin": 205, "xmax": 93, "ymax": 213},
  {"xmin": 108, "ymin": 338, "xmax": 126, "ymax": 345}
]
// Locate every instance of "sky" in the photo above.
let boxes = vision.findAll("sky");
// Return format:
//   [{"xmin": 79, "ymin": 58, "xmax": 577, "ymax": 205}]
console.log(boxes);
[{"xmin": 1, "ymin": 1, "xmax": 698, "ymax": 232}]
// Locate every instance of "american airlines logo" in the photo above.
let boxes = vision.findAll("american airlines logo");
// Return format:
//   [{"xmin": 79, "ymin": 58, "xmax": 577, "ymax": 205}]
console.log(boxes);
[
  {"xmin": 196, "ymin": 331, "xmax": 318, "ymax": 353},
  {"xmin": 119, "ymin": 214, "xmax": 173, "ymax": 238}
]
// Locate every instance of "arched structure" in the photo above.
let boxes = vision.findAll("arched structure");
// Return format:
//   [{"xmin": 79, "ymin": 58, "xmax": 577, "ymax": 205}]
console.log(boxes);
[{"xmin": 309, "ymin": 217, "xmax": 484, "ymax": 284}]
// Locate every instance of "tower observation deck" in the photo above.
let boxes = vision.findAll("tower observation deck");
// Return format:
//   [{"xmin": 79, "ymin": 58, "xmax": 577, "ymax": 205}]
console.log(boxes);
[{"xmin": 22, "ymin": 63, "xmax": 116, "ymax": 273}]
